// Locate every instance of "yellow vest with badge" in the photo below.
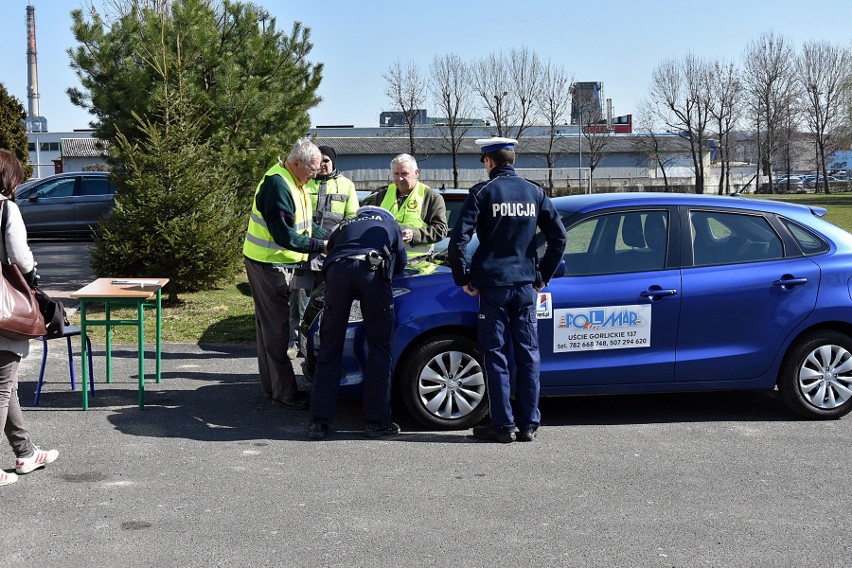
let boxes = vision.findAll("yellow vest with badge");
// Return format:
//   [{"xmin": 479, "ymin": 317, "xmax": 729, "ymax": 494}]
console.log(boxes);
[
  {"xmin": 243, "ymin": 163, "xmax": 311, "ymax": 265},
  {"xmin": 379, "ymin": 182, "xmax": 433, "ymax": 256},
  {"xmin": 379, "ymin": 182, "xmax": 429, "ymax": 229}
]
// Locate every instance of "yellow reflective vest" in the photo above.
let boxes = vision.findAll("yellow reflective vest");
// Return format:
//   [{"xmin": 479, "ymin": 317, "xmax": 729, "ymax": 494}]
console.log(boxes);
[
  {"xmin": 379, "ymin": 182, "xmax": 429, "ymax": 229},
  {"xmin": 306, "ymin": 173, "xmax": 359, "ymax": 232},
  {"xmin": 243, "ymin": 163, "xmax": 311, "ymax": 265}
]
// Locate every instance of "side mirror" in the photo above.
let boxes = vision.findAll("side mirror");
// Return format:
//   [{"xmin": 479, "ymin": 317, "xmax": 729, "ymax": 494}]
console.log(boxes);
[
  {"xmin": 553, "ymin": 259, "xmax": 566, "ymax": 278},
  {"xmin": 28, "ymin": 193, "xmax": 39, "ymax": 201}
]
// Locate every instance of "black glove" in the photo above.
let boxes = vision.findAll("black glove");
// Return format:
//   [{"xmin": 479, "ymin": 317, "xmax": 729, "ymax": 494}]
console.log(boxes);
[{"xmin": 23, "ymin": 266, "xmax": 39, "ymax": 288}]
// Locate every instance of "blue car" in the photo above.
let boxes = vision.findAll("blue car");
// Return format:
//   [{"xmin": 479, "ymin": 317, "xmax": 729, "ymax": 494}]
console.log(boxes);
[{"xmin": 303, "ymin": 192, "xmax": 852, "ymax": 429}]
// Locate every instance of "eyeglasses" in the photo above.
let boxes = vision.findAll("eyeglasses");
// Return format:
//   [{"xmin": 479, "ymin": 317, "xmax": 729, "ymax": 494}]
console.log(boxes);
[
  {"xmin": 300, "ymin": 161, "xmax": 321, "ymax": 175},
  {"xmin": 321, "ymin": 158, "xmax": 332, "ymax": 164}
]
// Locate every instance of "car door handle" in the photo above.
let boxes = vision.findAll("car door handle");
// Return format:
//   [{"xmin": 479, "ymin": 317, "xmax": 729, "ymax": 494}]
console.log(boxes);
[
  {"xmin": 640, "ymin": 287, "xmax": 677, "ymax": 299},
  {"xmin": 773, "ymin": 276, "xmax": 808, "ymax": 289}
]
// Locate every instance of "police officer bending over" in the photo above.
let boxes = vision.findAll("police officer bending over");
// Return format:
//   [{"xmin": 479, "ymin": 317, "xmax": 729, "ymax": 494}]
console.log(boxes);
[
  {"xmin": 448, "ymin": 137, "xmax": 567, "ymax": 443},
  {"xmin": 307, "ymin": 206, "xmax": 408, "ymax": 440}
]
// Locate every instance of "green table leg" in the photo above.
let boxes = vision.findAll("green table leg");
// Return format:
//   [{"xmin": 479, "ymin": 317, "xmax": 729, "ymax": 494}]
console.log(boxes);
[
  {"xmin": 105, "ymin": 301, "xmax": 113, "ymax": 383},
  {"xmin": 138, "ymin": 301, "xmax": 145, "ymax": 409},
  {"xmin": 156, "ymin": 288, "xmax": 162, "ymax": 383},
  {"xmin": 81, "ymin": 300, "xmax": 89, "ymax": 410}
]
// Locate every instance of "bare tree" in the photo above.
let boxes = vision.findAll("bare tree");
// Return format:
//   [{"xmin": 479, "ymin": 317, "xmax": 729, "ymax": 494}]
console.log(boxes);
[
  {"xmin": 647, "ymin": 54, "xmax": 714, "ymax": 193},
  {"xmin": 508, "ymin": 46, "xmax": 542, "ymax": 142},
  {"xmin": 430, "ymin": 54, "xmax": 474, "ymax": 188},
  {"xmin": 535, "ymin": 59, "xmax": 573, "ymax": 195},
  {"xmin": 579, "ymin": 109, "xmax": 613, "ymax": 190},
  {"xmin": 383, "ymin": 59, "xmax": 427, "ymax": 156},
  {"xmin": 472, "ymin": 47, "xmax": 542, "ymax": 141},
  {"xmin": 797, "ymin": 40, "xmax": 852, "ymax": 194},
  {"xmin": 634, "ymin": 98, "xmax": 684, "ymax": 191},
  {"xmin": 709, "ymin": 60, "xmax": 744, "ymax": 195},
  {"xmin": 472, "ymin": 52, "xmax": 514, "ymax": 137},
  {"xmin": 742, "ymin": 31, "xmax": 798, "ymax": 192}
]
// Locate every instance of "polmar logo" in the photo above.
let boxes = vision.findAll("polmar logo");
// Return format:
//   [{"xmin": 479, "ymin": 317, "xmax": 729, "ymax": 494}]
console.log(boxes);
[{"xmin": 558, "ymin": 307, "xmax": 644, "ymax": 329}]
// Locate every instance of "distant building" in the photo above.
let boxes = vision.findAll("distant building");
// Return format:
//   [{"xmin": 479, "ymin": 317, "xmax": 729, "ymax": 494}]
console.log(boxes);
[
  {"xmin": 377, "ymin": 109, "xmax": 486, "ymax": 128},
  {"xmin": 379, "ymin": 109, "xmax": 430, "ymax": 128},
  {"xmin": 571, "ymin": 81, "xmax": 603, "ymax": 125},
  {"xmin": 25, "ymin": 130, "xmax": 103, "ymax": 178}
]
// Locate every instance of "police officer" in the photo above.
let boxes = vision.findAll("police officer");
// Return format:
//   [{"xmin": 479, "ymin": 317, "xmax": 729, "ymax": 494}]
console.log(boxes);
[
  {"xmin": 307, "ymin": 206, "xmax": 408, "ymax": 440},
  {"xmin": 448, "ymin": 137, "xmax": 566, "ymax": 443}
]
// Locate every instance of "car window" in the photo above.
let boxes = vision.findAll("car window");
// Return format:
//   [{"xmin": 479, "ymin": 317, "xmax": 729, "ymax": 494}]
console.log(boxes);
[
  {"xmin": 80, "ymin": 176, "xmax": 114, "ymax": 196},
  {"xmin": 562, "ymin": 210, "xmax": 668, "ymax": 276},
  {"xmin": 780, "ymin": 219, "xmax": 829, "ymax": 255},
  {"xmin": 691, "ymin": 210, "xmax": 784, "ymax": 266},
  {"xmin": 444, "ymin": 199, "xmax": 466, "ymax": 230},
  {"xmin": 34, "ymin": 178, "xmax": 75, "ymax": 199}
]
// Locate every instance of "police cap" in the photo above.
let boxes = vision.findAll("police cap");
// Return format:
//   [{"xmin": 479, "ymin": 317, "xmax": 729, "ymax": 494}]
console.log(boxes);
[
  {"xmin": 475, "ymin": 136, "xmax": 518, "ymax": 162},
  {"xmin": 356, "ymin": 205, "xmax": 395, "ymax": 224}
]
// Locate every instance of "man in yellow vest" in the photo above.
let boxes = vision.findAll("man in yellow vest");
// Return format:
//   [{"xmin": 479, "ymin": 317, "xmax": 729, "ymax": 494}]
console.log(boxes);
[
  {"xmin": 243, "ymin": 138, "xmax": 327, "ymax": 410},
  {"xmin": 362, "ymin": 153, "xmax": 447, "ymax": 255},
  {"xmin": 289, "ymin": 145, "xmax": 359, "ymax": 356}
]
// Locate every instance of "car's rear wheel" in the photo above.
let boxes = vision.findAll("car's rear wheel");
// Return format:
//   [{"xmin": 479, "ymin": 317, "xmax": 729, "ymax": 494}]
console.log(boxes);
[
  {"xmin": 778, "ymin": 330, "xmax": 852, "ymax": 419},
  {"xmin": 399, "ymin": 335, "xmax": 488, "ymax": 429}
]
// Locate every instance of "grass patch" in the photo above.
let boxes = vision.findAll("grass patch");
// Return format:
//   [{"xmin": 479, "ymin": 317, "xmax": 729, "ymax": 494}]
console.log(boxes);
[
  {"xmin": 69, "ymin": 272, "xmax": 256, "ymax": 344},
  {"xmin": 749, "ymin": 192, "xmax": 852, "ymax": 231}
]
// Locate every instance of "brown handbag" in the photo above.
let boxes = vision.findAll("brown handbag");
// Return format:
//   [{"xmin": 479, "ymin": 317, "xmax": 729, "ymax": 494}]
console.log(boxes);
[{"xmin": 0, "ymin": 200, "xmax": 46, "ymax": 340}]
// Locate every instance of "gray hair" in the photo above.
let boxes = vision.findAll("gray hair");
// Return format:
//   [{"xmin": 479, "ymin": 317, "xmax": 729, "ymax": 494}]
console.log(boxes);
[
  {"xmin": 390, "ymin": 153, "xmax": 418, "ymax": 170},
  {"xmin": 287, "ymin": 138, "xmax": 321, "ymax": 165}
]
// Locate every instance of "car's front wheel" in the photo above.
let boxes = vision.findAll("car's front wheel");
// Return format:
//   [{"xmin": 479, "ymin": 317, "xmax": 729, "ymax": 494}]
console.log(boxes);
[
  {"xmin": 398, "ymin": 335, "xmax": 488, "ymax": 429},
  {"xmin": 778, "ymin": 330, "xmax": 852, "ymax": 419}
]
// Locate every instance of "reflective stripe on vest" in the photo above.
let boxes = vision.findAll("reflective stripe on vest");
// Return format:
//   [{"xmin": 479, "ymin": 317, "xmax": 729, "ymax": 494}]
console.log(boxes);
[
  {"xmin": 306, "ymin": 175, "xmax": 357, "ymax": 232},
  {"xmin": 242, "ymin": 163, "xmax": 311, "ymax": 264}
]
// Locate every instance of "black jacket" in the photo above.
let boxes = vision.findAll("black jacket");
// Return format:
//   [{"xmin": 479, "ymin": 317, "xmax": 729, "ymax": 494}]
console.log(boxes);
[{"xmin": 448, "ymin": 164, "xmax": 566, "ymax": 288}]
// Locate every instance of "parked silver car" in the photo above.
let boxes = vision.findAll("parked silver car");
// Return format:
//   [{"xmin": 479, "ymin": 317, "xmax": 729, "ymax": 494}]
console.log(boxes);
[{"xmin": 14, "ymin": 172, "xmax": 115, "ymax": 237}]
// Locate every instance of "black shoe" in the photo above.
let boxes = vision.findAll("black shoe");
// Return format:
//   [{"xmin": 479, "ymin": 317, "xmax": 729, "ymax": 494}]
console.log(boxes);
[
  {"xmin": 362, "ymin": 422, "xmax": 401, "ymax": 438},
  {"xmin": 307, "ymin": 422, "xmax": 330, "ymax": 440},
  {"xmin": 516, "ymin": 428, "xmax": 537, "ymax": 442},
  {"xmin": 272, "ymin": 392, "xmax": 309, "ymax": 410},
  {"xmin": 472, "ymin": 425, "xmax": 516, "ymax": 443}
]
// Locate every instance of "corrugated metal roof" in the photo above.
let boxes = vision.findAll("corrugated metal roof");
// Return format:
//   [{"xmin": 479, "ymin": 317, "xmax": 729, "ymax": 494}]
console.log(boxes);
[
  {"xmin": 61, "ymin": 137, "xmax": 109, "ymax": 158},
  {"xmin": 311, "ymin": 134, "xmax": 693, "ymax": 156}
]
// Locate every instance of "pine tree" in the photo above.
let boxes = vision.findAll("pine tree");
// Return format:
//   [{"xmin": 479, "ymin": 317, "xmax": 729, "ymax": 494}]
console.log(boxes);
[
  {"xmin": 68, "ymin": 0, "xmax": 322, "ymax": 188},
  {"xmin": 69, "ymin": 0, "xmax": 323, "ymax": 297},
  {"xmin": 0, "ymin": 83, "xmax": 33, "ymax": 180},
  {"xmin": 89, "ymin": 23, "xmax": 244, "ymax": 302}
]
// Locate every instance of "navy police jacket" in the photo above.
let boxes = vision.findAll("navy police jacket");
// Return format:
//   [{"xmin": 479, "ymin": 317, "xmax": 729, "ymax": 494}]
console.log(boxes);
[
  {"xmin": 323, "ymin": 210, "xmax": 408, "ymax": 281},
  {"xmin": 448, "ymin": 164, "xmax": 566, "ymax": 288}
]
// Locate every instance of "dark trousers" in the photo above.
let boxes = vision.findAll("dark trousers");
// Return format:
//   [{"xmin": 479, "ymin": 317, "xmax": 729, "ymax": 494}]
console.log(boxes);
[
  {"xmin": 310, "ymin": 258, "xmax": 395, "ymax": 426},
  {"xmin": 477, "ymin": 284, "xmax": 541, "ymax": 431},
  {"xmin": 244, "ymin": 258, "xmax": 299, "ymax": 401}
]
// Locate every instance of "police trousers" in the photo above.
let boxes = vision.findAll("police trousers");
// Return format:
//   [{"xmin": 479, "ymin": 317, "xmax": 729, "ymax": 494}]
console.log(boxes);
[
  {"xmin": 310, "ymin": 257, "xmax": 395, "ymax": 426},
  {"xmin": 477, "ymin": 283, "xmax": 541, "ymax": 431}
]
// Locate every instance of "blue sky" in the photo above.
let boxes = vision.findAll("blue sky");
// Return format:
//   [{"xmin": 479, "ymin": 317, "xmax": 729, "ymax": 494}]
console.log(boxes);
[{"xmin": 1, "ymin": 0, "xmax": 850, "ymax": 133}]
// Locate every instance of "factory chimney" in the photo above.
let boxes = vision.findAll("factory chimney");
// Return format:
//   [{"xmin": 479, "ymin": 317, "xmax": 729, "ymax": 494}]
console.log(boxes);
[{"xmin": 24, "ymin": 3, "xmax": 47, "ymax": 132}]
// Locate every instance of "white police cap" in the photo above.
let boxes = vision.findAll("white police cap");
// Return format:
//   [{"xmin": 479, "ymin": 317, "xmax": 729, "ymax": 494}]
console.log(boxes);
[{"xmin": 475, "ymin": 136, "xmax": 518, "ymax": 153}]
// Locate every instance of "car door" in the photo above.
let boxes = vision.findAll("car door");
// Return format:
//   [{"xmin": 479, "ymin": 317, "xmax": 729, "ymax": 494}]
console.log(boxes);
[
  {"xmin": 75, "ymin": 175, "xmax": 115, "ymax": 232},
  {"xmin": 20, "ymin": 176, "xmax": 78, "ymax": 235},
  {"xmin": 675, "ymin": 208, "xmax": 820, "ymax": 382},
  {"xmin": 538, "ymin": 208, "xmax": 681, "ymax": 389}
]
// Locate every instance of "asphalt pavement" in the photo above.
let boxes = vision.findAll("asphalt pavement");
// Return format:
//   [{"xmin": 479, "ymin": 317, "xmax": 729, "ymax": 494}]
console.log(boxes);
[{"xmin": 3, "ymin": 241, "xmax": 852, "ymax": 567}]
